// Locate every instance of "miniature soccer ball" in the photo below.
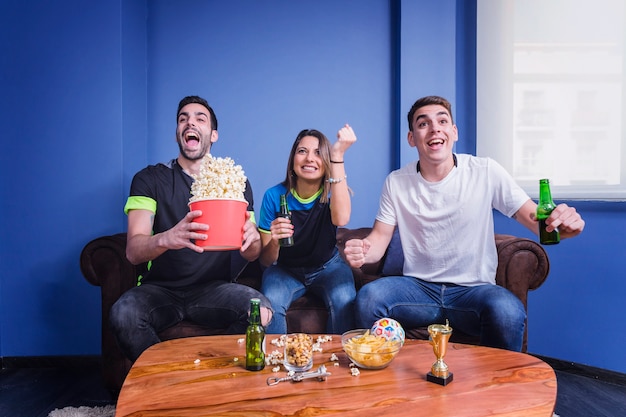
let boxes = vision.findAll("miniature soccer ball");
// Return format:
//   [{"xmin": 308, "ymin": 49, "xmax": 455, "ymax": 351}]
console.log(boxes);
[{"xmin": 370, "ymin": 318, "xmax": 405, "ymax": 344}]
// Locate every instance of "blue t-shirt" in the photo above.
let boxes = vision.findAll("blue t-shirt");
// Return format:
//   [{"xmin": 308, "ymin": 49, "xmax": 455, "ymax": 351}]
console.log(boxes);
[{"xmin": 259, "ymin": 184, "xmax": 336, "ymax": 268}]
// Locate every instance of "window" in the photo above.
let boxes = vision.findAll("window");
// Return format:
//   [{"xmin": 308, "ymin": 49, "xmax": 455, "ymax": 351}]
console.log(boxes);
[{"xmin": 476, "ymin": 0, "xmax": 625, "ymax": 199}]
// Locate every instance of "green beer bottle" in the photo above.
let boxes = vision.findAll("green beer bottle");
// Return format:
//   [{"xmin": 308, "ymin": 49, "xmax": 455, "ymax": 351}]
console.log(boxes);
[
  {"xmin": 278, "ymin": 193, "xmax": 294, "ymax": 247},
  {"xmin": 245, "ymin": 298, "xmax": 265, "ymax": 371},
  {"xmin": 537, "ymin": 179, "xmax": 560, "ymax": 245}
]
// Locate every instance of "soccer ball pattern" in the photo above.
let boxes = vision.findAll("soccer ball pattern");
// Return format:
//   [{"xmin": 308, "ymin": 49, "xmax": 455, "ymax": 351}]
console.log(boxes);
[{"xmin": 370, "ymin": 318, "xmax": 405, "ymax": 344}]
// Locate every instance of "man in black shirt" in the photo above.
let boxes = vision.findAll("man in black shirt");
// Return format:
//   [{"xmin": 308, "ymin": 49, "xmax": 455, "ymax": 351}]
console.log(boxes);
[{"xmin": 110, "ymin": 96, "xmax": 271, "ymax": 361}]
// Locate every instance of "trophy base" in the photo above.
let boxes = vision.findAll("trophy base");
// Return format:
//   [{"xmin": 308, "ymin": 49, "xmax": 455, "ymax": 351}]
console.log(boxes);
[{"xmin": 427, "ymin": 371, "xmax": 453, "ymax": 386}]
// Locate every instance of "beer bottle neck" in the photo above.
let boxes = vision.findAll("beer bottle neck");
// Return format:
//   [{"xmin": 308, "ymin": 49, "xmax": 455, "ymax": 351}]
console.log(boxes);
[
  {"xmin": 249, "ymin": 299, "xmax": 261, "ymax": 325},
  {"xmin": 539, "ymin": 180, "xmax": 554, "ymax": 204}
]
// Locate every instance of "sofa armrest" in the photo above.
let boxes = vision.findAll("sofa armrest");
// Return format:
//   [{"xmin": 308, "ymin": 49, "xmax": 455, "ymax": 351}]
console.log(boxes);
[
  {"xmin": 80, "ymin": 233, "xmax": 139, "ymax": 298},
  {"xmin": 494, "ymin": 234, "xmax": 550, "ymax": 310},
  {"xmin": 80, "ymin": 233, "xmax": 141, "ymax": 394}
]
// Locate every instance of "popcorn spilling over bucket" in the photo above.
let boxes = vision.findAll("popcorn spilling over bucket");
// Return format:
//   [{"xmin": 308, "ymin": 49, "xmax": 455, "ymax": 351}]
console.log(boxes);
[{"xmin": 189, "ymin": 154, "xmax": 248, "ymax": 250}]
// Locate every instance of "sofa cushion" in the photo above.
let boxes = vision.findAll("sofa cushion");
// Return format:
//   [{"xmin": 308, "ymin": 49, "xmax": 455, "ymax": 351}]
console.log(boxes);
[{"xmin": 381, "ymin": 228, "xmax": 404, "ymax": 276}]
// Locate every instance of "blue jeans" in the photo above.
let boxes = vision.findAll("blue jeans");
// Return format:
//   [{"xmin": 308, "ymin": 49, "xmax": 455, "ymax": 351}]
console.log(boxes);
[
  {"xmin": 355, "ymin": 276, "xmax": 526, "ymax": 351},
  {"xmin": 261, "ymin": 249, "xmax": 356, "ymax": 334},
  {"xmin": 109, "ymin": 281, "xmax": 271, "ymax": 361}
]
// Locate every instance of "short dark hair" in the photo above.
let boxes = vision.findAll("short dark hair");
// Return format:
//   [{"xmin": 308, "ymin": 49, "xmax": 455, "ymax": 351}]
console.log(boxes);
[
  {"xmin": 407, "ymin": 95, "xmax": 454, "ymax": 130},
  {"xmin": 177, "ymin": 96, "xmax": 218, "ymax": 130}
]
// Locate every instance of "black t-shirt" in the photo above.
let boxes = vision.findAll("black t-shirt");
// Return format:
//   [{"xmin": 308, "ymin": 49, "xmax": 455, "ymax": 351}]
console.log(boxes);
[
  {"xmin": 259, "ymin": 185, "xmax": 336, "ymax": 269},
  {"xmin": 125, "ymin": 159, "xmax": 254, "ymax": 288}
]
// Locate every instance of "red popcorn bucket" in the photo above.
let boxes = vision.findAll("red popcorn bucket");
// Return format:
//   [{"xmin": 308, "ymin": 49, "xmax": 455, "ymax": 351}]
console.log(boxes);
[{"xmin": 188, "ymin": 198, "xmax": 248, "ymax": 250}]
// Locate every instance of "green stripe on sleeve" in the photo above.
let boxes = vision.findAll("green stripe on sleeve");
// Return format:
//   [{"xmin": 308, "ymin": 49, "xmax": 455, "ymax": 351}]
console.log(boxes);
[{"xmin": 124, "ymin": 196, "xmax": 157, "ymax": 215}]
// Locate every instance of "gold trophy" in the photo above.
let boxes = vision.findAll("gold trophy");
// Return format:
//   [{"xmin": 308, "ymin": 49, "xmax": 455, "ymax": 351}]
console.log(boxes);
[{"xmin": 427, "ymin": 320, "xmax": 453, "ymax": 385}]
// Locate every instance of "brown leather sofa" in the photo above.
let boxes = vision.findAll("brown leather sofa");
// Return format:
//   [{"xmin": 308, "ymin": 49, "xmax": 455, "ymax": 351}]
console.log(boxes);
[{"xmin": 80, "ymin": 227, "xmax": 549, "ymax": 396}]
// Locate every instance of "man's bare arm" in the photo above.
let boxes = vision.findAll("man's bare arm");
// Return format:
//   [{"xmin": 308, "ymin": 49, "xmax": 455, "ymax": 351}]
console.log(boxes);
[
  {"xmin": 126, "ymin": 209, "xmax": 209, "ymax": 265},
  {"xmin": 343, "ymin": 220, "xmax": 395, "ymax": 268}
]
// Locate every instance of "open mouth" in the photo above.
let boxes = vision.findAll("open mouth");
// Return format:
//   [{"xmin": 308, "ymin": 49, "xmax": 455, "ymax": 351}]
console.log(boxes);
[
  {"xmin": 427, "ymin": 138, "xmax": 444, "ymax": 146},
  {"xmin": 185, "ymin": 131, "xmax": 199, "ymax": 144}
]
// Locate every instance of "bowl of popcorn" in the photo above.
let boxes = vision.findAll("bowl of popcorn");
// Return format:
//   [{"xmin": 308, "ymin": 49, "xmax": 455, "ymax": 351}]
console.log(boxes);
[
  {"xmin": 341, "ymin": 329, "xmax": 403, "ymax": 369},
  {"xmin": 189, "ymin": 154, "xmax": 248, "ymax": 250}
]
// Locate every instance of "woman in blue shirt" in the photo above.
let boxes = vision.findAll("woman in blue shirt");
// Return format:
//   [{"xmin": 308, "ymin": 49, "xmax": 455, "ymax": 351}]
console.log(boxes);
[{"xmin": 258, "ymin": 126, "xmax": 357, "ymax": 334}]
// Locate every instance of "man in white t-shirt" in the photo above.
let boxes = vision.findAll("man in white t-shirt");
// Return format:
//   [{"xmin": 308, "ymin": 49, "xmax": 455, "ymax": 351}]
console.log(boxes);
[{"xmin": 343, "ymin": 95, "xmax": 585, "ymax": 351}]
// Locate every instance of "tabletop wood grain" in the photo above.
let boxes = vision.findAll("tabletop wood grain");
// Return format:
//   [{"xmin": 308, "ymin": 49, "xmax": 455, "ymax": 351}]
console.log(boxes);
[{"xmin": 115, "ymin": 335, "xmax": 556, "ymax": 417}]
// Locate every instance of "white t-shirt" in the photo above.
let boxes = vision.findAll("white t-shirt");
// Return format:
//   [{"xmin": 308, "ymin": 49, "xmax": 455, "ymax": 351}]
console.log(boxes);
[{"xmin": 376, "ymin": 154, "xmax": 530, "ymax": 286}]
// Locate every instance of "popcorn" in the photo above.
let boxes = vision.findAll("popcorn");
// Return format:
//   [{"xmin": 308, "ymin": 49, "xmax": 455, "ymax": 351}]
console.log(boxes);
[
  {"xmin": 271, "ymin": 336, "xmax": 286, "ymax": 347},
  {"xmin": 266, "ymin": 334, "xmax": 334, "ymax": 367},
  {"xmin": 312, "ymin": 335, "xmax": 332, "ymax": 354},
  {"xmin": 265, "ymin": 349, "xmax": 284, "ymax": 366},
  {"xmin": 190, "ymin": 154, "xmax": 247, "ymax": 201}
]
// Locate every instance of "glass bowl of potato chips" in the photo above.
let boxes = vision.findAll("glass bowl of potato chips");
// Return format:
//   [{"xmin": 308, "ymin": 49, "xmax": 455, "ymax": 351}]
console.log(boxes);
[{"xmin": 341, "ymin": 329, "xmax": 403, "ymax": 369}]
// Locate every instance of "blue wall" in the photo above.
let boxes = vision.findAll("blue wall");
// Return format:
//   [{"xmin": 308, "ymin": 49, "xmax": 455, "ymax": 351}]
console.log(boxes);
[
  {"xmin": 1, "ymin": 0, "xmax": 128, "ymax": 356},
  {"xmin": 143, "ymin": 0, "xmax": 393, "ymax": 226},
  {"xmin": 1, "ymin": 0, "xmax": 624, "ymax": 374}
]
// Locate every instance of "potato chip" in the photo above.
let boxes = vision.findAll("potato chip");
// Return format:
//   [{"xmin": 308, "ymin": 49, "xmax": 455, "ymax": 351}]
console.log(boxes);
[{"xmin": 342, "ymin": 330, "xmax": 402, "ymax": 369}]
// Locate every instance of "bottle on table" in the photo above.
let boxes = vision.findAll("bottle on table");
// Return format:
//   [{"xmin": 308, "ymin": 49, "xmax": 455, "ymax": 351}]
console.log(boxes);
[
  {"xmin": 536, "ymin": 178, "xmax": 560, "ymax": 245},
  {"xmin": 245, "ymin": 298, "xmax": 265, "ymax": 371},
  {"xmin": 278, "ymin": 193, "xmax": 294, "ymax": 247}
]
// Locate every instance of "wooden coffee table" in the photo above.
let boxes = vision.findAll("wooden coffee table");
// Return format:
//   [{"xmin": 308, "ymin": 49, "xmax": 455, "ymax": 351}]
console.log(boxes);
[{"xmin": 115, "ymin": 335, "xmax": 556, "ymax": 416}]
